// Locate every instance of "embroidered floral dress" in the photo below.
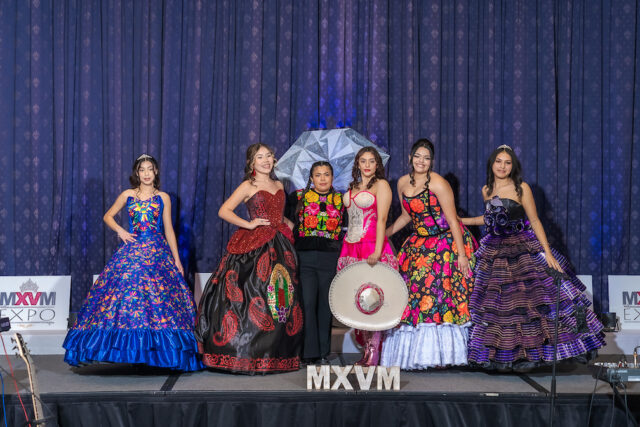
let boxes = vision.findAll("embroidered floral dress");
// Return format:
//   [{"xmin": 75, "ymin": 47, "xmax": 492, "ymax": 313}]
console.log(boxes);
[
  {"xmin": 195, "ymin": 190, "xmax": 303, "ymax": 374},
  {"xmin": 63, "ymin": 195, "xmax": 203, "ymax": 371},
  {"xmin": 380, "ymin": 188, "xmax": 477, "ymax": 369},
  {"xmin": 468, "ymin": 197, "xmax": 606, "ymax": 369}
]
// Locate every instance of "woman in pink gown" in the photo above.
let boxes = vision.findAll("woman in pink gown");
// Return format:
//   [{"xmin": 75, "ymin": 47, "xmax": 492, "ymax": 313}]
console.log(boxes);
[{"xmin": 337, "ymin": 146, "xmax": 399, "ymax": 366}]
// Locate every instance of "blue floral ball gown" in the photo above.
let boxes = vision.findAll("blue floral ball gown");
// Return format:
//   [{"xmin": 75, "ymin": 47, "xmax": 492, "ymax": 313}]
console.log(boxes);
[{"xmin": 63, "ymin": 194, "xmax": 203, "ymax": 371}]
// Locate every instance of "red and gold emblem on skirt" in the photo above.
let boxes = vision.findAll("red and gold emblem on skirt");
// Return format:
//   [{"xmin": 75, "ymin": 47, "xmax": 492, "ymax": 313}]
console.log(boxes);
[{"xmin": 267, "ymin": 264, "xmax": 294, "ymax": 323}]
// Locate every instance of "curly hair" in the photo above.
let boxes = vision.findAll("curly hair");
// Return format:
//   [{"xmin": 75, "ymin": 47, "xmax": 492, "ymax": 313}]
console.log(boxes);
[
  {"xmin": 243, "ymin": 142, "xmax": 278, "ymax": 184},
  {"xmin": 129, "ymin": 154, "xmax": 160, "ymax": 189},
  {"xmin": 486, "ymin": 146, "xmax": 523, "ymax": 199},
  {"xmin": 408, "ymin": 138, "xmax": 434, "ymax": 188},
  {"xmin": 349, "ymin": 146, "xmax": 386, "ymax": 190}
]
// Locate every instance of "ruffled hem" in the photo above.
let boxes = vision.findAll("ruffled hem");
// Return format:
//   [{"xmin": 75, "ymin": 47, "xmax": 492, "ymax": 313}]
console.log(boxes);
[
  {"xmin": 468, "ymin": 330, "xmax": 605, "ymax": 367},
  {"xmin": 63, "ymin": 328, "xmax": 204, "ymax": 372},
  {"xmin": 469, "ymin": 349, "xmax": 599, "ymax": 372},
  {"xmin": 380, "ymin": 322, "xmax": 470, "ymax": 369},
  {"xmin": 200, "ymin": 352, "xmax": 300, "ymax": 375}
]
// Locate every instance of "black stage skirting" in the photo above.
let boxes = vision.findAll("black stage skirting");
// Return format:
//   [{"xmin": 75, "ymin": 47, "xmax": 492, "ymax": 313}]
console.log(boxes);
[
  {"xmin": 0, "ymin": 355, "xmax": 638, "ymax": 426},
  {"xmin": 1, "ymin": 391, "xmax": 636, "ymax": 427}
]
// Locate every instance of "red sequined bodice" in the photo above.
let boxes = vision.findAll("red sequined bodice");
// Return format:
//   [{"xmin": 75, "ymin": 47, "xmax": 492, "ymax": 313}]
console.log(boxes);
[{"xmin": 226, "ymin": 189, "xmax": 294, "ymax": 254}]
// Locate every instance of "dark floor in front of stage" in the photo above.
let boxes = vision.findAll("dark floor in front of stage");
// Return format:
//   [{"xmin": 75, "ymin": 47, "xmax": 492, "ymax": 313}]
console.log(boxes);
[{"xmin": 1, "ymin": 353, "xmax": 636, "ymax": 397}]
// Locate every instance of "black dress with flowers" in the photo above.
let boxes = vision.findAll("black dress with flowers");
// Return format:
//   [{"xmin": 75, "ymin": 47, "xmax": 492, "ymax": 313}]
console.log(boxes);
[
  {"xmin": 380, "ymin": 188, "xmax": 477, "ymax": 369},
  {"xmin": 195, "ymin": 190, "xmax": 303, "ymax": 374}
]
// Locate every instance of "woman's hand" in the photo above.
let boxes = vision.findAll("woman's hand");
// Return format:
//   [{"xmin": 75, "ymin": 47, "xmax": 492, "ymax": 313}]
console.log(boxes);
[
  {"xmin": 247, "ymin": 218, "xmax": 271, "ymax": 229},
  {"xmin": 545, "ymin": 252, "xmax": 564, "ymax": 273},
  {"xmin": 117, "ymin": 230, "xmax": 137, "ymax": 244},
  {"xmin": 457, "ymin": 254, "xmax": 470, "ymax": 278},
  {"xmin": 175, "ymin": 260, "xmax": 184, "ymax": 276},
  {"xmin": 367, "ymin": 252, "xmax": 381, "ymax": 266}
]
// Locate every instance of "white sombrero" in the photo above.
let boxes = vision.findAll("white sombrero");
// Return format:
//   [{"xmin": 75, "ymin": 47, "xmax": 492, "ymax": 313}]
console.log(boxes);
[{"xmin": 329, "ymin": 261, "xmax": 408, "ymax": 331}]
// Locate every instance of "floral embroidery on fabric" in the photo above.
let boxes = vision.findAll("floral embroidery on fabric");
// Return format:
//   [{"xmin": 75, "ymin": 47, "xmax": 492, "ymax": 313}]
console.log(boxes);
[
  {"xmin": 283, "ymin": 250, "xmax": 296, "ymax": 270},
  {"xmin": 256, "ymin": 251, "xmax": 271, "ymax": 281},
  {"xmin": 295, "ymin": 189, "xmax": 344, "ymax": 240},
  {"xmin": 249, "ymin": 297, "xmax": 275, "ymax": 331},
  {"xmin": 213, "ymin": 310, "xmax": 239, "ymax": 346},
  {"xmin": 399, "ymin": 189, "xmax": 476, "ymax": 327},
  {"xmin": 286, "ymin": 303, "xmax": 303, "ymax": 336},
  {"xmin": 128, "ymin": 196, "xmax": 162, "ymax": 233},
  {"xmin": 224, "ymin": 270, "xmax": 243, "ymax": 302}
]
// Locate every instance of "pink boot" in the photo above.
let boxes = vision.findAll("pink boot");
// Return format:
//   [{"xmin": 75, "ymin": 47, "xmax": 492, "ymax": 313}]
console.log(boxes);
[{"xmin": 354, "ymin": 330, "xmax": 382, "ymax": 366}]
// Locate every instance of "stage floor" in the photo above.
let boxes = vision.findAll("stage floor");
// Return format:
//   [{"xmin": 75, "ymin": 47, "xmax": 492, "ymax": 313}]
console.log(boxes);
[
  {"xmin": 1, "ymin": 353, "xmax": 638, "ymax": 396},
  {"xmin": 0, "ymin": 352, "xmax": 638, "ymax": 426}
]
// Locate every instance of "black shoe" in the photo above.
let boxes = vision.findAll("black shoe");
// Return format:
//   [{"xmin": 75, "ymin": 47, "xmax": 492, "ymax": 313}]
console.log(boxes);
[{"xmin": 301, "ymin": 357, "xmax": 319, "ymax": 366}]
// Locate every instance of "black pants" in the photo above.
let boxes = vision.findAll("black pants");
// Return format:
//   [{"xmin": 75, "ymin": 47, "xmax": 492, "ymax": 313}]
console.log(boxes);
[{"xmin": 298, "ymin": 250, "xmax": 339, "ymax": 359}]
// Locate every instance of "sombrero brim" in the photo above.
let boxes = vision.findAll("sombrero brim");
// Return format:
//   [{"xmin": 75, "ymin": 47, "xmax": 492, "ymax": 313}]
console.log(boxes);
[{"xmin": 329, "ymin": 261, "xmax": 408, "ymax": 331}]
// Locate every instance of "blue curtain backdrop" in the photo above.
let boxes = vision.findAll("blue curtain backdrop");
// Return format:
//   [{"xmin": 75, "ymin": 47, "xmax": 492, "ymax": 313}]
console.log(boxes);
[{"xmin": 0, "ymin": 0, "xmax": 638, "ymax": 312}]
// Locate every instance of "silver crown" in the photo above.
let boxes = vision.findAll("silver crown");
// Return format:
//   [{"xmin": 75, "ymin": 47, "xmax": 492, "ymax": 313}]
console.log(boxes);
[
  {"xmin": 20, "ymin": 278, "xmax": 38, "ymax": 293},
  {"xmin": 497, "ymin": 144, "xmax": 512, "ymax": 151},
  {"xmin": 137, "ymin": 154, "xmax": 153, "ymax": 161}
]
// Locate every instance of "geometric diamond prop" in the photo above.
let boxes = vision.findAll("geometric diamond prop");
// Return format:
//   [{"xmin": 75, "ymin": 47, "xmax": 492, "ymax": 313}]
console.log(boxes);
[{"xmin": 275, "ymin": 128, "xmax": 390, "ymax": 192}]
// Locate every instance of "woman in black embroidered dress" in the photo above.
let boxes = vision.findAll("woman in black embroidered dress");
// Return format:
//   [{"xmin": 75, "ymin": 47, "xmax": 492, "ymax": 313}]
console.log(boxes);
[
  {"xmin": 285, "ymin": 161, "xmax": 345, "ymax": 364},
  {"xmin": 195, "ymin": 143, "xmax": 303, "ymax": 374}
]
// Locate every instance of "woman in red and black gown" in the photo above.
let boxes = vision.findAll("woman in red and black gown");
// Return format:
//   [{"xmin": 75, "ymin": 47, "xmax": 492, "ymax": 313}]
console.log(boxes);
[{"xmin": 195, "ymin": 143, "xmax": 303, "ymax": 374}]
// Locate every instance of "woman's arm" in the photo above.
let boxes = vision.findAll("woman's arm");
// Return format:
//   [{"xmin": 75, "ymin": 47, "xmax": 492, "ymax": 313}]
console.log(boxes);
[
  {"xmin": 218, "ymin": 181, "xmax": 268, "ymax": 229},
  {"xmin": 431, "ymin": 176, "xmax": 470, "ymax": 277},
  {"xmin": 386, "ymin": 177, "xmax": 411, "ymax": 237},
  {"xmin": 160, "ymin": 193, "xmax": 184, "ymax": 275},
  {"xmin": 103, "ymin": 190, "xmax": 136, "ymax": 243},
  {"xmin": 368, "ymin": 180, "xmax": 392, "ymax": 266},
  {"xmin": 460, "ymin": 186, "xmax": 488, "ymax": 226},
  {"xmin": 520, "ymin": 182, "xmax": 563, "ymax": 272},
  {"xmin": 276, "ymin": 182, "xmax": 295, "ymax": 230},
  {"xmin": 460, "ymin": 215, "xmax": 484, "ymax": 226}
]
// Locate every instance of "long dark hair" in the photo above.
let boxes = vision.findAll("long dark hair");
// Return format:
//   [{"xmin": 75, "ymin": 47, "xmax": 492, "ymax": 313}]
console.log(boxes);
[
  {"xmin": 349, "ymin": 146, "xmax": 386, "ymax": 190},
  {"xmin": 243, "ymin": 142, "xmax": 278, "ymax": 184},
  {"xmin": 409, "ymin": 138, "xmax": 434, "ymax": 188},
  {"xmin": 486, "ymin": 145, "xmax": 523, "ymax": 199},
  {"xmin": 129, "ymin": 154, "xmax": 160, "ymax": 189},
  {"xmin": 296, "ymin": 161, "xmax": 335, "ymax": 217}
]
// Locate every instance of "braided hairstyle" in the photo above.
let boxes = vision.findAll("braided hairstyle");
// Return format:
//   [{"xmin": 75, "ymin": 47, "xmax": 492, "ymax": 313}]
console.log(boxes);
[
  {"xmin": 349, "ymin": 146, "xmax": 386, "ymax": 191},
  {"xmin": 296, "ymin": 161, "xmax": 335, "ymax": 218},
  {"xmin": 408, "ymin": 138, "xmax": 434, "ymax": 188}
]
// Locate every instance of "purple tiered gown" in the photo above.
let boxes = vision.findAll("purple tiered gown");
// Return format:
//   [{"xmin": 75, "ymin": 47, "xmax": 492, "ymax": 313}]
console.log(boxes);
[{"xmin": 468, "ymin": 197, "xmax": 605, "ymax": 370}]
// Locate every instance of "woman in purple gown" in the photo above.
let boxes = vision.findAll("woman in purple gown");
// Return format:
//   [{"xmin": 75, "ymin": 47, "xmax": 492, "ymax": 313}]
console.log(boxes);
[{"xmin": 461, "ymin": 145, "xmax": 605, "ymax": 370}]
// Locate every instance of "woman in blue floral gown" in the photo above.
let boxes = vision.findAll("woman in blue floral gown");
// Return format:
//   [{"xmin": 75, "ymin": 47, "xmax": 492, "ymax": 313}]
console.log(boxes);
[{"xmin": 63, "ymin": 155, "xmax": 202, "ymax": 371}]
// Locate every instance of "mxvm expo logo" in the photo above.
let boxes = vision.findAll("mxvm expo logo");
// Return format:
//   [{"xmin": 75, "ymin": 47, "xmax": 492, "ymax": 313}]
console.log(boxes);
[
  {"xmin": 622, "ymin": 291, "xmax": 640, "ymax": 322},
  {"xmin": 0, "ymin": 278, "xmax": 57, "ymax": 325}
]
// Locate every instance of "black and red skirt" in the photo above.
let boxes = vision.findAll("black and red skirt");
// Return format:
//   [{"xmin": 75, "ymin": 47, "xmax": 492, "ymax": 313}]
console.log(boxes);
[{"xmin": 195, "ymin": 231, "xmax": 302, "ymax": 374}]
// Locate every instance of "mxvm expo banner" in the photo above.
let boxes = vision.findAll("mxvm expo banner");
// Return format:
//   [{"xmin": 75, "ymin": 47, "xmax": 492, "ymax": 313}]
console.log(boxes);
[
  {"xmin": 0, "ymin": 276, "xmax": 71, "ymax": 331},
  {"xmin": 609, "ymin": 276, "xmax": 640, "ymax": 330}
]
